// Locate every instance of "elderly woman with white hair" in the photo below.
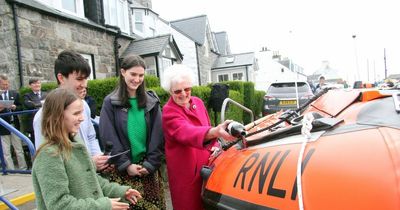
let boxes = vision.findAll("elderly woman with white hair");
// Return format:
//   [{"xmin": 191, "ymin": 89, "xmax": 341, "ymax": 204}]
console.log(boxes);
[{"xmin": 161, "ymin": 64, "xmax": 236, "ymax": 210}]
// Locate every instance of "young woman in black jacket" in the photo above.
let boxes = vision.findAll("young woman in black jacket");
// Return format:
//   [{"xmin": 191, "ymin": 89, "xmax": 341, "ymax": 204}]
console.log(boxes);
[{"xmin": 99, "ymin": 54, "xmax": 165, "ymax": 210}]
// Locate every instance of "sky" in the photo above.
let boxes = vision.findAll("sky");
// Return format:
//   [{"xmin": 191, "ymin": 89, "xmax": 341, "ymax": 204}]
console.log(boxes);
[{"xmin": 152, "ymin": 0, "xmax": 400, "ymax": 83}]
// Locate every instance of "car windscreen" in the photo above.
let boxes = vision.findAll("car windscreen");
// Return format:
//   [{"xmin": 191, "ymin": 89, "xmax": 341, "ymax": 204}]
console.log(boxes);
[{"xmin": 268, "ymin": 82, "xmax": 310, "ymax": 94}]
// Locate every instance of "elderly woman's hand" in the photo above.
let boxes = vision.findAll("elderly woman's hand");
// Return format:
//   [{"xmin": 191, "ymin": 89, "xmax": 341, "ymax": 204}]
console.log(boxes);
[
  {"xmin": 209, "ymin": 146, "xmax": 221, "ymax": 160},
  {"xmin": 206, "ymin": 120, "xmax": 237, "ymax": 142}
]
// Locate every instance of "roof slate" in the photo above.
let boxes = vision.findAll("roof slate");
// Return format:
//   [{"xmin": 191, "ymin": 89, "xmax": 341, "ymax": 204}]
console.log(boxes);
[
  {"xmin": 212, "ymin": 52, "xmax": 255, "ymax": 69},
  {"xmin": 214, "ymin": 32, "xmax": 227, "ymax": 55},
  {"xmin": 170, "ymin": 15, "xmax": 207, "ymax": 45},
  {"xmin": 122, "ymin": 34, "xmax": 171, "ymax": 57}
]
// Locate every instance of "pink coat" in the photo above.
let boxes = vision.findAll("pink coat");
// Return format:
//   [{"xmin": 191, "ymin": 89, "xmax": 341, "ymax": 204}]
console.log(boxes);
[{"xmin": 162, "ymin": 96, "xmax": 217, "ymax": 210}]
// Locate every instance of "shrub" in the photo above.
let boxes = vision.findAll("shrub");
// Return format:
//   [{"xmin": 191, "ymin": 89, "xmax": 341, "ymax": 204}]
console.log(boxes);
[
  {"xmin": 87, "ymin": 77, "xmax": 118, "ymax": 115},
  {"xmin": 192, "ymin": 86, "xmax": 211, "ymax": 107},
  {"xmin": 208, "ymin": 90, "xmax": 243, "ymax": 126},
  {"xmin": 222, "ymin": 81, "xmax": 244, "ymax": 95},
  {"xmin": 148, "ymin": 86, "xmax": 169, "ymax": 106},
  {"xmin": 145, "ymin": 75, "xmax": 160, "ymax": 88},
  {"xmin": 254, "ymin": 90, "xmax": 266, "ymax": 118},
  {"xmin": 19, "ymin": 77, "xmax": 265, "ymax": 125},
  {"xmin": 242, "ymin": 82, "xmax": 255, "ymax": 124}
]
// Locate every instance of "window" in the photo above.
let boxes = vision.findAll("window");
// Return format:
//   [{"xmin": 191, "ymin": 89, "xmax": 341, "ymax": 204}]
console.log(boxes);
[
  {"xmin": 162, "ymin": 58, "xmax": 172, "ymax": 70},
  {"xmin": 149, "ymin": 15, "xmax": 157, "ymax": 36},
  {"xmin": 146, "ymin": 69, "xmax": 156, "ymax": 76},
  {"xmin": 232, "ymin": 72, "xmax": 243, "ymax": 81},
  {"xmin": 104, "ymin": 0, "xmax": 130, "ymax": 33},
  {"xmin": 81, "ymin": 54, "xmax": 95, "ymax": 80},
  {"xmin": 218, "ymin": 74, "xmax": 229, "ymax": 82},
  {"xmin": 35, "ymin": 0, "xmax": 85, "ymax": 18},
  {"xmin": 159, "ymin": 57, "xmax": 172, "ymax": 83},
  {"xmin": 144, "ymin": 57, "xmax": 157, "ymax": 76},
  {"xmin": 268, "ymin": 82, "xmax": 311, "ymax": 94},
  {"xmin": 134, "ymin": 10, "xmax": 144, "ymax": 32},
  {"xmin": 62, "ymin": 0, "xmax": 76, "ymax": 13}
]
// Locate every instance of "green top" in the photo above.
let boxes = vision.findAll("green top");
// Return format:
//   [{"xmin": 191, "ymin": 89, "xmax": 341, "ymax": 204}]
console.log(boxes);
[{"xmin": 127, "ymin": 98, "xmax": 147, "ymax": 163}]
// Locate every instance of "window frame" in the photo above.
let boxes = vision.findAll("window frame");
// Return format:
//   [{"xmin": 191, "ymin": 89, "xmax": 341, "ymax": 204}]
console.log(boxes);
[
  {"xmin": 133, "ymin": 9, "xmax": 145, "ymax": 33},
  {"xmin": 103, "ymin": 0, "xmax": 130, "ymax": 33},
  {"xmin": 35, "ymin": 0, "xmax": 85, "ymax": 18},
  {"xmin": 217, "ymin": 74, "xmax": 229, "ymax": 82},
  {"xmin": 232, "ymin": 72, "xmax": 244, "ymax": 81},
  {"xmin": 80, "ymin": 53, "xmax": 95, "ymax": 80},
  {"xmin": 144, "ymin": 57, "xmax": 157, "ymax": 76}
]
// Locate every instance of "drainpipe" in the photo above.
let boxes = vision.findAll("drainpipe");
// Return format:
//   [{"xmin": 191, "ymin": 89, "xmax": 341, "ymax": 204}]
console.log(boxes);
[
  {"xmin": 155, "ymin": 56, "xmax": 160, "ymax": 78},
  {"xmin": 105, "ymin": 25, "xmax": 121, "ymax": 76},
  {"xmin": 9, "ymin": 1, "xmax": 23, "ymax": 87},
  {"xmin": 195, "ymin": 44, "xmax": 201, "ymax": 85},
  {"xmin": 99, "ymin": 0, "xmax": 105, "ymax": 25},
  {"xmin": 246, "ymin": 66, "xmax": 249, "ymax": 81}
]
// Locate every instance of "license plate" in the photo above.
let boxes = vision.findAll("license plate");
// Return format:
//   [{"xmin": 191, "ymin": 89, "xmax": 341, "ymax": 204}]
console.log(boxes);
[{"xmin": 279, "ymin": 100, "xmax": 297, "ymax": 105}]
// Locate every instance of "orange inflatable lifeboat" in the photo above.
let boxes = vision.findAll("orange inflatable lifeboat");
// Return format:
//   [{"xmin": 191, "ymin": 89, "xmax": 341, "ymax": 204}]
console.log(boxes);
[{"xmin": 202, "ymin": 89, "xmax": 400, "ymax": 210}]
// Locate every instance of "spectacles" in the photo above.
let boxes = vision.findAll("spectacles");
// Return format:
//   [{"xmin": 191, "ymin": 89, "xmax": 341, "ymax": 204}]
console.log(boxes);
[{"xmin": 172, "ymin": 87, "xmax": 192, "ymax": 95}]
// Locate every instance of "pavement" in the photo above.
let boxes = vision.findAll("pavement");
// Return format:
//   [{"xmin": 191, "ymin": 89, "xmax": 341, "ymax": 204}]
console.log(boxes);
[
  {"xmin": 0, "ymin": 173, "xmax": 35, "ymax": 210},
  {"xmin": 0, "ymin": 172, "xmax": 172, "ymax": 210}
]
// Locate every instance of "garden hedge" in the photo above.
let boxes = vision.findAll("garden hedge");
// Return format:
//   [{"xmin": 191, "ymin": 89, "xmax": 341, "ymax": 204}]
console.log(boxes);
[{"xmin": 18, "ymin": 76, "xmax": 265, "ymax": 128}]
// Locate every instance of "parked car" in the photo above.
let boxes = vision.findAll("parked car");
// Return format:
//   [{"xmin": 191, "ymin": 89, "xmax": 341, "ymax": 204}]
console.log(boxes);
[
  {"xmin": 262, "ymin": 81, "xmax": 314, "ymax": 116},
  {"xmin": 353, "ymin": 81, "xmax": 375, "ymax": 89}
]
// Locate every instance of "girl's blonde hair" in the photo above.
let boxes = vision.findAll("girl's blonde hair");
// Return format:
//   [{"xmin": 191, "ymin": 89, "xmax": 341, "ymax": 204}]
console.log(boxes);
[{"xmin": 36, "ymin": 88, "xmax": 81, "ymax": 159}]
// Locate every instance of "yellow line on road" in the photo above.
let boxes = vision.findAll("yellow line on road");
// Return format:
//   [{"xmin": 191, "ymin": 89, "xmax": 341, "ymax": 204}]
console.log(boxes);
[{"xmin": 0, "ymin": 192, "xmax": 35, "ymax": 210}]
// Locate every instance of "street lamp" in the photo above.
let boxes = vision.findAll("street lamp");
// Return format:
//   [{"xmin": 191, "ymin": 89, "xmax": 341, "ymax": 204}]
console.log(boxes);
[
  {"xmin": 352, "ymin": 35, "xmax": 360, "ymax": 81},
  {"xmin": 288, "ymin": 30, "xmax": 300, "ymax": 108}
]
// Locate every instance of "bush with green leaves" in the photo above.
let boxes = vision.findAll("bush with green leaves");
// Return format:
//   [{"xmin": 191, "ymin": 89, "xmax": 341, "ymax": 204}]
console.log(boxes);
[
  {"xmin": 208, "ymin": 90, "xmax": 243, "ymax": 126},
  {"xmin": 145, "ymin": 75, "xmax": 160, "ymax": 88},
  {"xmin": 148, "ymin": 86, "xmax": 169, "ymax": 106},
  {"xmin": 18, "ymin": 77, "xmax": 264, "ymax": 125},
  {"xmin": 242, "ymin": 82, "xmax": 255, "ymax": 124},
  {"xmin": 87, "ymin": 77, "xmax": 118, "ymax": 115},
  {"xmin": 254, "ymin": 90, "xmax": 266, "ymax": 118}
]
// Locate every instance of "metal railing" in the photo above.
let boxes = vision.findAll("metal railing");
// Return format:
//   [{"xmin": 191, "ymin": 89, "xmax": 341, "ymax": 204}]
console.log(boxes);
[
  {"xmin": 0, "ymin": 110, "xmax": 36, "ymax": 175},
  {"xmin": 0, "ymin": 109, "xmax": 37, "ymax": 210},
  {"xmin": 220, "ymin": 98, "xmax": 254, "ymax": 123}
]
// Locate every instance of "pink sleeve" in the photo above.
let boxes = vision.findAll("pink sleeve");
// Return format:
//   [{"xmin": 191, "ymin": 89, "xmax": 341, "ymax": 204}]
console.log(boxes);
[{"xmin": 162, "ymin": 104, "xmax": 212, "ymax": 149}]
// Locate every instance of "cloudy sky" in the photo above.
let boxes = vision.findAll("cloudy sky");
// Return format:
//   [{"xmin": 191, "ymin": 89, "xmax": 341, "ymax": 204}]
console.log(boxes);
[{"xmin": 152, "ymin": 0, "xmax": 400, "ymax": 83}]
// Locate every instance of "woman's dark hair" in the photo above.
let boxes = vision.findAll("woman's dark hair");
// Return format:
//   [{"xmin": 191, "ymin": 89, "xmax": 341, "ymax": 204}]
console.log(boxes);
[{"xmin": 118, "ymin": 54, "xmax": 147, "ymax": 108}]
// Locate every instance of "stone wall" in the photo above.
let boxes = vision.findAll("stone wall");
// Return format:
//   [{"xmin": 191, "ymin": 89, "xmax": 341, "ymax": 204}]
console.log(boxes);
[
  {"xmin": 0, "ymin": 0, "xmax": 132, "ymax": 88},
  {"xmin": 0, "ymin": 0, "xmax": 20, "ymax": 89}
]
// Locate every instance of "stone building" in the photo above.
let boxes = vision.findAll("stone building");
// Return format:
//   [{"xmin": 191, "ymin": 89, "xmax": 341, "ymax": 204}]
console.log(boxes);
[
  {"xmin": 0, "ymin": 0, "xmax": 258, "ymax": 89},
  {"xmin": 0, "ymin": 0, "xmax": 135, "ymax": 88}
]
